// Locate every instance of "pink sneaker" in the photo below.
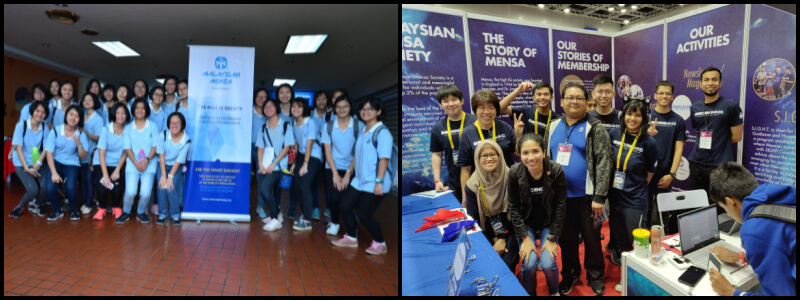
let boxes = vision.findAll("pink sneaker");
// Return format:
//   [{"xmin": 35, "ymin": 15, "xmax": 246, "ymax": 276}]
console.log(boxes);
[
  {"xmin": 332, "ymin": 236, "xmax": 359, "ymax": 248},
  {"xmin": 93, "ymin": 209, "xmax": 107, "ymax": 221},
  {"xmin": 112, "ymin": 208, "xmax": 123, "ymax": 219},
  {"xmin": 366, "ymin": 241, "xmax": 387, "ymax": 255}
]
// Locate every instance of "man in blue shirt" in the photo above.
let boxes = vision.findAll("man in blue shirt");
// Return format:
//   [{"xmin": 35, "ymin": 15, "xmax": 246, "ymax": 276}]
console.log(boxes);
[
  {"xmin": 430, "ymin": 85, "xmax": 477, "ymax": 201},
  {"xmin": 646, "ymin": 81, "xmax": 686, "ymax": 234},
  {"xmin": 707, "ymin": 162, "xmax": 795, "ymax": 296},
  {"xmin": 545, "ymin": 82, "xmax": 613, "ymax": 295},
  {"xmin": 688, "ymin": 67, "xmax": 744, "ymax": 205}
]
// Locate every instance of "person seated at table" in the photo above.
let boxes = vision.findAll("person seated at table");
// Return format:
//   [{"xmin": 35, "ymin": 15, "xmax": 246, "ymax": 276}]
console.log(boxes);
[
  {"xmin": 707, "ymin": 162, "xmax": 796, "ymax": 296},
  {"xmin": 463, "ymin": 140, "xmax": 518, "ymax": 273},
  {"xmin": 508, "ymin": 133, "xmax": 567, "ymax": 296}
]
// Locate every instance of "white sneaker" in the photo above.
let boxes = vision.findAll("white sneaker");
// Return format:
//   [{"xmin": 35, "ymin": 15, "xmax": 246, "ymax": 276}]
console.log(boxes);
[
  {"xmin": 326, "ymin": 223, "xmax": 340, "ymax": 236},
  {"xmin": 262, "ymin": 218, "xmax": 282, "ymax": 232},
  {"xmin": 80, "ymin": 205, "xmax": 92, "ymax": 215},
  {"xmin": 615, "ymin": 282, "xmax": 622, "ymax": 293}
]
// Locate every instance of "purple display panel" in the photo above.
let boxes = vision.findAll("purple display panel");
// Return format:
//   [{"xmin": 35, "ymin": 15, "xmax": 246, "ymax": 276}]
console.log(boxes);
[
  {"xmin": 614, "ymin": 24, "xmax": 664, "ymax": 109},
  {"xmin": 666, "ymin": 5, "xmax": 746, "ymax": 191},
  {"xmin": 402, "ymin": 8, "xmax": 471, "ymax": 196},
  {"xmin": 552, "ymin": 29, "xmax": 612, "ymax": 115},
  {"xmin": 742, "ymin": 5, "xmax": 796, "ymax": 186}
]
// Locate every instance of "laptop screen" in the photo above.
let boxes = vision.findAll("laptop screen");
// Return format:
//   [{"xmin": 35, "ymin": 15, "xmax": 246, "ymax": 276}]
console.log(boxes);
[{"xmin": 678, "ymin": 205, "xmax": 720, "ymax": 254}]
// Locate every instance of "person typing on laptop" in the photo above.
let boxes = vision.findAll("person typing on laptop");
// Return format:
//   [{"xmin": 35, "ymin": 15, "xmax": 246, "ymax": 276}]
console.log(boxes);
[{"xmin": 707, "ymin": 162, "xmax": 796, "ymax": 296}]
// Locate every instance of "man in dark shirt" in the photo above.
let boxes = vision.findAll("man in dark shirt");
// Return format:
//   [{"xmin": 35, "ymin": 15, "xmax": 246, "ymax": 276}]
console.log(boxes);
[
  {"xmin": 587, "ymin": 74, "xmax": 621, "ymax": 134},
  {"xmin": 499, "ymin": 81, "xmax": 561, "ymax": 145}
]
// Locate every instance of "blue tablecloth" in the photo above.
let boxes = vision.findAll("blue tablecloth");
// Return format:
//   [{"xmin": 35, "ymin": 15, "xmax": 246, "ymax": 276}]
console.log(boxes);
[{"xmin": 402, "ymin": 193, "xmax": 528, "ymax": 296}]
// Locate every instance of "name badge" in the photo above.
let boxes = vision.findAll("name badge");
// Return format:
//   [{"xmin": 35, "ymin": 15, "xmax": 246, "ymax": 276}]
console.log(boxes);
[
  {"xmin": 613, "ymin": 171, "xmax": 626, "ymax": 190},
  {"xmin": 452, "ymin": 151, "xmax": 459, "ymax": 163},
  {"xmin": 489, "ymin": 215, "xmax": 505, "ymax": 236},
  {"xmin": 556, "ymin": 143, "xmax": 572, "ymax": 166},
  {"xmin": 699, "ymin": 130, "xmax": 712, "ymax": 150}
]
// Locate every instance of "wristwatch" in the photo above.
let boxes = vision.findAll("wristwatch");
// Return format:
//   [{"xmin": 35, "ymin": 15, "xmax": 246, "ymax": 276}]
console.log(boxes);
[
  {"xmin": 546, "ymin": 235, "xmax": 558, "ymax": 242},
  {"xmin": 669, "ymin": 172, "xmax": 677, "ymax": 178},
  {"xmin": 375, "ymin": 178, "xmax": 384, "ymax": 184}
]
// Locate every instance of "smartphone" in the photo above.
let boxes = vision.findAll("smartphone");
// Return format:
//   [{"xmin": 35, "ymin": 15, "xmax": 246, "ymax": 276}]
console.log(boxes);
[
  {"xmin": 708, "ymin": 253, "xmax": 722, "ymax": 273},
  {"xmin": 678, "ymin": 266, "xmax": 706, "ymax": 287}
]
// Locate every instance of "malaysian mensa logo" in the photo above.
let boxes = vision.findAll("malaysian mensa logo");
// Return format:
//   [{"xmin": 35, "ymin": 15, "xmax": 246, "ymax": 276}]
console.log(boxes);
[{"xmin": 215, "ymin": 57, "xmax": 228, "ymax": 69}]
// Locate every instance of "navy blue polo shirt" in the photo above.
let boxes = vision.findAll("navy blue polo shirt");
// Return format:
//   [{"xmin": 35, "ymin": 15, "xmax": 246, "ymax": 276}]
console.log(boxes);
[
  {"xmin": 456, "ymin": 120, "xmax": 516, "ymax": 172},
  {"xmin": 649, "ymin": 109, "xmax": 686, "ymax": 175},
  {"xmin": 588, "ymin": 109, "xmax": 621, "ymax": 134},
  {"xmin": 430, "ymin": 113, "xmax": 478, "ymax": 185},
  {"xmin": 688, "ymin": 97, "xmax": 743, "ymax": 166},
  {"xmin": 608, "ymin": 128, "xmax": 659, "ymax": 209}
]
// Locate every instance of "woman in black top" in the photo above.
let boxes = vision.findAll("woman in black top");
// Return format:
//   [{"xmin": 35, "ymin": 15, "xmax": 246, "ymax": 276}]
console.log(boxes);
[{"xmin": 508, "ymin": 133, "xmax": 567, "ymax": 296}]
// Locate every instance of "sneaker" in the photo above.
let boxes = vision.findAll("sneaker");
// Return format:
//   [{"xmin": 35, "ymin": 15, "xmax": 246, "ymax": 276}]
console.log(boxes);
[
  {"xmin": 558, "ymin": 277, "xmax": 580, "ymax": 296},
  {"xmin": 325, "ymin": 209, "xmax": 331, "ymax": 219},
  {"xmin": 551, "ymin": 292, "xmax": 560, "ymax": 296},
  {"xmin": 293, "ymin": 219, "xmax": 312, "ymax": 231},
  {"xmin": 116, "ymin": 213, "xmax": 130, "ymax": 224},
  {"xmin": 590, "ymin": 280, "xmax": 605, "ymax": 296},
  {"xmin": 137, "ymin": 214, "xmax": 150, "ymax": 224},
  {"xmin": 37, "ymin": 206, "xmax": 48, "ymax": 217},
  {"xmin": 606, "ymin": 243, "xmax": 621, "ymax": 266},
  {"xmin": 156, "ymin": 218, "xmax": 166, "ymax": 226},
  {"xmin": 366, "ymin": 241, "xmax": 388, "ymax": 255},
  {"xmin": 47, "ymin": 212, "xmax": 65, "ymax": 221},
  {"xmin": 112, "ymin": 208, "xmax": 123, "ymax": 219},
  {"xmin": 263, "ymin": 218, "xmax": 282, "ymax": 232},
  {"xmin": 29, "ymin": 206, "xmax": 39, "ymax": 215},
  {"xmin": 70, "ymin": 211, "xmax": 80, "ymax": 221},
  {"xmin": 288, "ymin": 209, "xmax": 296, "ymax": 220},
  {"xmin": 9, "ymin": 207, "xmax": 23, "ymax": 218},
  {"xmin": 173, "ymin": 219, "xmax": 182, "ymax": 227},
  {"xmin": 277, "ymin": 213, "xmax": 284, "ymax": 224},
  {"xmin": 80, "ymin": 205, "xmax": 92, "ymax": 215},
  {"xmin": 332, "ymin": 235, "xmax": 359, "ymax": 248},
  {"xmin": 615, "ymin": 282, "xmax": 622, "ymax": 293},
  {"xmin": 312, "ymin": 208, "xmax": 321, "ymax": 220},
  {"xmin": 326, "ymin": 223, "xmax": 340, "ymax": 236},
  {"xmin": 93, "ymin": 209, "xmax": 107, "ymax": 221}
]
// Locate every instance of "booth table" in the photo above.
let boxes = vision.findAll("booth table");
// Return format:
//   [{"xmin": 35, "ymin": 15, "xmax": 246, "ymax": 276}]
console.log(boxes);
[
  {"xmin": 402, "ymin": 193, "xmax": 528, "ymax": 296},
  {"xmin": 621, "ymin": 231, "xmax": 760, "ymax": 296}
]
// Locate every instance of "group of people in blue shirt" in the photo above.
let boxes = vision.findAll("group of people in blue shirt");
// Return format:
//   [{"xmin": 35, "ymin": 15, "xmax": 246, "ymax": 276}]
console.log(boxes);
[
  {"xmin": 429, "ymin": 67, "xmax": 796, "ymax": 296},
  {"xmin": 9, "ymin": 79, "xmax": 394, "ymax": 256}
]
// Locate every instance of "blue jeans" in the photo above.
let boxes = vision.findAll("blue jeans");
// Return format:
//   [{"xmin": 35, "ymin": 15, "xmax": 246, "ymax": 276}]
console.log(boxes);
[
  {"xmin": 45, "ymin": 162, "xmax": 80, "ymax": 213},
  {"xmin": 157, "ymin": 166, "xmax": 183, "ymax": 220},
  {"xmin": 80, "ymin": 163, "xmax": 95, "ymax": 208},
  {"xmin": 519, "ymin": 226, "xmax": 560, "ymax": 295},
  {"xmin": 124, "ymin": 172, "xmax": 155, "ymax": 215}
]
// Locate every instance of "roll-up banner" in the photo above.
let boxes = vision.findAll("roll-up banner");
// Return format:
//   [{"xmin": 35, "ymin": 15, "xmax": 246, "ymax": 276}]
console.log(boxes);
[{"xmin": 184, "ymin": 45, "xmax": 255, "ymax": 222}]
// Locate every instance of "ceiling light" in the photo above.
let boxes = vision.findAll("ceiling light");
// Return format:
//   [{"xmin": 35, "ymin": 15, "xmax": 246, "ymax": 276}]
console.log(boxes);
[
  {"xmin": 608, "ymin": 7, "xmax": 615, "ymax": 11},
  {"xmin": 46, "ymin": 9, "xmax": 79, "ymax": 24},
  {"xmin": 156, "ymin": 78, "xmax": 165, "ymax": 85},
  {"xmin": 273, "ymin": 79, "xmax": 296, "ymax": 87},
  {"xmin": 564, "ymin": 8, "xmax": 570, "ymax": 13},
  {"xmin": 284, "ymin": 35, "xmax": 327, "ymax": 54},
  {"xmin": 618, "ymin": 4, "xmax": 625, "ymax": 6},
  {"xmin": 538, "ymin": 4, "xmax": 544, "ymax": 8},
  {"xmin": 92, "ymin": 41, "xmax": 141, "ymax": 57},
  {"xmin": 631, "ymin": 5, "xmax": 638, "ymax": 9},
  {"xmin": 624, "ymin": 20, "xmax": 630, "ymax": 24},
  {"xmin": 621, "ymin": 9, "xmax": 627, "ymax": 13}
]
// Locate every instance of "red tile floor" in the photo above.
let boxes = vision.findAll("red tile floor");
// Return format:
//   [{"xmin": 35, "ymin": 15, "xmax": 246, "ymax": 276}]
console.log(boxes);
[{"xmin": 3, "ymin": 176, "xmax": 398, "ymax": 296}]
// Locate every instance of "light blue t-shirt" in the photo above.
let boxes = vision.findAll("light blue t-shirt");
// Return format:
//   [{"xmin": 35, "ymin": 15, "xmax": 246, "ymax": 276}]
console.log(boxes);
[
  {"xmin": 292, "ymin": 117, "xmax": 323, "ymax": 162},
  {"xmin": 351, "ymin": 122, "xmax": 393, "ymax": 195},
  {"xmin": 50, "ymin": 98, "xmax": 76, "ymax": 128},
  {"xmin": 123, "ymin": 119, "xmax": 160, "ymax": 174},
  {"xmin": 11, "ymin": 120, "xmax": 50, "ymax": 167},
  {"xmin": 255, "ymin": 119, "xmax": 296, "ymax": 171},
  {"xmin": 81, "ymin": 111, "xmax": 105, "ymax": 164},
  {"xmin": 148, "ymin": 101, "xmax": 169, "ymax": 133},
  {"xmin": 176, "ymin": 103, "xmax": 195, "ymax": 140},
  {"xmin": 94, "ymin": 123, "xmax": 127, "ymax": 167},
  {"xmin": 321, "ymin": 116, "xmax": 364, "ymax": 171},
  {"xmin": 44, "ymin": 125, "xmax": 90, "ymax": 167},
  {"xmin": 251, "ymin": 108, "xmax": 268, "ymax": 144},
  {"xmin": 156, "ymin": 131, "xmax": 191, "ymax": 166}
]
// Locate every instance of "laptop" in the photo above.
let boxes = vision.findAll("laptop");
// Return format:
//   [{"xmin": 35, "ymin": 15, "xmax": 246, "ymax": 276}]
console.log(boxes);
[
  {"xmin": 677, "ymin": 205, "xmax": 741, "ymax": 270},
  {"xmin": 717, "ymin": 213, "xmax": 742, "ymax": 235}
]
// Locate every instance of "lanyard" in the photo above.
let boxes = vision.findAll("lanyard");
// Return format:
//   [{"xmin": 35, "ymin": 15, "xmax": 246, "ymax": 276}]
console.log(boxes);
[
  {"xmin": 446, "ymin": 112, "xmax": 466, "ymax": 150},
  {"xmin": 475, "ymin": 120, "xmax": 496, "ymax": 142},
  {"xmin": 561, "ymin": 117, "xmax": 581, "ymax": 143},
  {"xmin": 535, "ymin": 108, "xmax": 552, "ymax": 135},
  {"xmin": 616, "ymin": 128, "xmax": 641, "ymax": 171},
  {"xmin": 479, "ymin": 183, "xmax": 494, "ymax": 217}
]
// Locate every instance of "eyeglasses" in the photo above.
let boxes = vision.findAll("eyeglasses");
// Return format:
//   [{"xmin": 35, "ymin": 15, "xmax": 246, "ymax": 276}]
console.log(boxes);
[
  {"xmin": 134, "ymin": 86, "xmax": 146, "ymax": 90},
  {"xmin": 361, "ymin": 107, "xmax": 377, "ymax": 113},
  {"xmin": 655, "ymin": 92, "xmax": 673, "ymax": 96},
  {"xmin": 480, "ymin": 153, "xmax": 498, "ymax": 161},
  {"xmin": 563, "ymin": 97, "xmax": 585, "ymax": 102},
  {"xmin": 178, "ymin": 87, "xmax": 188, "ymax": 92},
  {"xmin": 594, "ymin": 90, "xmax": 613, "ymax": 96}
]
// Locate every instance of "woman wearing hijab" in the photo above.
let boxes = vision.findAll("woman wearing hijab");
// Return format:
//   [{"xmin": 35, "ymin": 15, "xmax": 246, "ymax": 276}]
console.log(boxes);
[{"xmin": 464, "ymin": 140, "xmax": 518, "ymax": 272}]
